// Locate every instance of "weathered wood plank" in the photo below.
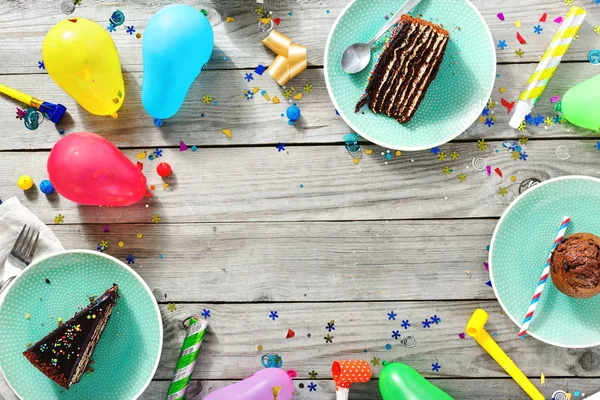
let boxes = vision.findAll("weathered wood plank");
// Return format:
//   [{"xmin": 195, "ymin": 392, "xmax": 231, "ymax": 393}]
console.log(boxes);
[
  {"xmin": 0, "ymin": 0, "xmax": 599, "ymax": 75},
  {"xmin": 0, "ymin": 62, "xmax": 599, "ymax": 150},
  {"xmin": 151, "ymin": 302, "xmax": 600, "ymax": 380},
  {"xmin": 46, "ymin": 221, "xmax": 493, "ymax": 302},
  {"xmin": 0, "ymin": 139, "xmax": 598, "ymax": 224},
  {"xmin": 141, "ymin": 379, "xmax": 600, "ymax": 400}
]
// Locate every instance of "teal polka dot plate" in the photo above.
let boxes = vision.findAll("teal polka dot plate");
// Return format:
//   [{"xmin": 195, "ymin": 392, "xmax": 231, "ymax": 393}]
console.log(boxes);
[
  {"xmin": 0, "ymin": 250, "xmax": 162, "ymax": 399},
  {"xmin": 490, "ymin": 176, "xmax": 600, "ymax": 348},
  {"xmin": 324, "ymin": 0, "xmax": 496, "ymax": 151}
]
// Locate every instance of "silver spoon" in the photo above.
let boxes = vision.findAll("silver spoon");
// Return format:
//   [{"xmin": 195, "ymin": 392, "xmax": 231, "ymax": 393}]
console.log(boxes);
[{"xmin": 340, "ymin": 0, "xmax": 424, "ymax": 74}]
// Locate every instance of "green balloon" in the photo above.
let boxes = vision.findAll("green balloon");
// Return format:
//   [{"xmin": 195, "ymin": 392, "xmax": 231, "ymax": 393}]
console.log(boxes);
[
  {"xmin": 379, "ymin": 363, "xmax": 454, "ymax": 400},
  {"xmin": 557, "ymin": 73, "xmax": 600, "ymax": 132}
]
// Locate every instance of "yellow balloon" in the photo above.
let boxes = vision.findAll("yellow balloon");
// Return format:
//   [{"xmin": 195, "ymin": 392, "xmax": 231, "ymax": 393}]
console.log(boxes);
[{"xmin": 42, "ymin": 18, "xmax": 125, "ymax": 118}]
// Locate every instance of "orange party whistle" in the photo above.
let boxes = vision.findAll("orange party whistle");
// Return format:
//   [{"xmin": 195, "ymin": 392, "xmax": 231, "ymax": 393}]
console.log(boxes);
[{"xmin": 332, "ymin": 360, "xmax": 372, "ymax": 400}]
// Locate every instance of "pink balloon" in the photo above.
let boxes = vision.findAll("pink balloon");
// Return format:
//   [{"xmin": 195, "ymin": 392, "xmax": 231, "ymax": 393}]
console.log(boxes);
[
  {"xmin": 203, "ymin": 368, "xmax": 293, "ymax": 400},
  {"xmin": 47, "ymin": 132, "xmax": 147, "ymax": 206}
]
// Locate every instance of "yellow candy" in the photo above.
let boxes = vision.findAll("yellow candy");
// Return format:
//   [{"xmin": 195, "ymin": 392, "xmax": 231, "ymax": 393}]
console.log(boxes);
[
  {"xmin": 499, "ymin": 87, "xmax": 506, "ymax": 93},
  {"xmin": 18, "ymin": 175, "xmax": 34, "ymax": 190},
  {"xmin": 395, "ymin": 150, "xmax": 401, "ymax": 157},
  {"xmin": 353, "ymin": 158, "xmax": 359, "ymax": 164},
  {"xmin": 365, "ymin": 149, "xmax": 373, "ymax": 155},
  {"xmin": 118, "ymin": 241, "xmax": 124, "ymax": 248}
]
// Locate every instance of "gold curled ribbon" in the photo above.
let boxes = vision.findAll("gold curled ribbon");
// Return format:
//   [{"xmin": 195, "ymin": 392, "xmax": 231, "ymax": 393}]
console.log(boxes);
[{"xmin": 261, "ymin": 30, "xmax": 307, "ymax": 86}]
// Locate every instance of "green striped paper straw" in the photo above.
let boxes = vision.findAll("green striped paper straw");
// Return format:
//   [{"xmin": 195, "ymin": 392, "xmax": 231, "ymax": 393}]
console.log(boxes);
[{"xmin": 167, "ymin": 317, "xmax": 208, "ymax": 400}]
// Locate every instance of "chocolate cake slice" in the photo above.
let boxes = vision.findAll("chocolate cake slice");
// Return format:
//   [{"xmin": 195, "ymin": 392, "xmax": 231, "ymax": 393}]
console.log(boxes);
[
  {"xmin": 23, "ymin": 284, "xmax": 119, "ymax": 389},
  {"xmin": 355, "ymin": 14, "xmax": 449, "ymax": 123}
]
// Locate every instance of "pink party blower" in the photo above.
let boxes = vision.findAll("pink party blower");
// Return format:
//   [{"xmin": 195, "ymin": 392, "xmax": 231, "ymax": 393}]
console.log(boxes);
[
  {"xmin": 332, "ymin": 360, "xmax": 372, "ymax": 400},
  {"xmin": 202, "ymin": 368, "xmax": 293, "ymax": 400},
  {"xmin": 518, "ymin": 216, "xmax": 570, "ymax": 337}
]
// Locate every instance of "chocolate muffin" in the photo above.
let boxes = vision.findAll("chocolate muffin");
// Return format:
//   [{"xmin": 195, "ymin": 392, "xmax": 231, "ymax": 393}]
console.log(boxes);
[{"xmin": 550, "ymin": 233, "xmax": 600, "ymax": 298}]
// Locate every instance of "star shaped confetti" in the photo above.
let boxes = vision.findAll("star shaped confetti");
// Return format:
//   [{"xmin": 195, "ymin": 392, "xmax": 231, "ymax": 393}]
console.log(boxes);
[
  {"xmin": 499, "ymin": 187, "xmax": 508, "ymax": 196},
  {"xmin": 269, "ymin": 311, "xmax": 279, "ymax": 320},
  {"xmin": 54, "ymin": 214, "xmax": 64, "ymax": 224},
  {"xmin": 126, "ymin": 26, "xmax": 136, "ymax": 35},
  {"xmin": 244, "ymin": 90, "xmax": 254, "ymax": 100},
  {"xmin": 497, "ymin": 40, "xmax": 507, "ymax": 50},
  {"xmin": 202, "ymin": 309, "xmax": 211, "ymax": 318},
  {"xmin": 371, "ymin": 357, "xmax": 381, "ymax": 366},
  {"xmin": 154, "ymin": 148, "xmax": 163, "ymax": 158},
  {"xmin": 515, "ymin": 48, "xmax": 524, "ymax": 58},
  {"xmin": 391, "ymin": 330, "xmax": 401, "ymax": 339},
  {"xmin": 276, "ymin": 143, "xmax": 285, "ymax": 152},
  {"xmin": 152, "ymin": 214, "xmax": 161, "ymax": 224},
  {"xmin": 308, "ymin": 382, "xmax": 317, "ymax": 392},
  {"xmin": 244, "ymin": 73, "xmax": 253, "ymax": 82},
  {"xmin": 38, "ymin": 61, "xmax": 45, "ymax": 69},
  {"xmin": 553, "ymin": 115, "xmax": 563, "ymax": 124},
  {"xmin": 484, "ymin": 117, "xmax": 494, "ymax": 127},
  {"xmin": 284, "ymin": 89, "xmax": 293, "ymax": 99},
  {"xmin": 107, "ymin": 23, "xmax": 116, "ymax": 32},
  {"xmin": 519, "ymin": 136, "xmax": 528, "ymax": 145},
  {"xmin": 477, "ymin": 139, "xmax": 487, "ymax": 151},
  {"xmin": 422, "ymin": 319, "xmax": 432, "ymax": 328},
  {"xmin": 326, "ymin": 321, "xmax": 335, "ymax": 331},
  {"xmin": 518, "ymin": 121, "xmax": 527, "ymax": 131},
  {"xmin": 126, "ymin": 255, "xmax": 135, "ymax": 264},
  {"xmin": 442, "ymin": 166, "xmax": 452, "ymax": 175},
  {"xmin": 430, "ymin": 147, "xmax": 441, "ymax": 155},
  {"xmin": 304, "ymin": 84, "xmax": 313, "ymax": 93},
  {"xmin": 432, "ymin": 362, "xmax": 441, "ymax": 372},
  {"xmin": 388, "ymin": 311, "xmax": 397, "ymax": 320},
  {"xmin": 401, "ymin": 319, "xmax": 411, "ymax": 329},
  {"xmin": 544, "ymin": 117, "xmax": 553, "ymax": 125},
  {"xmin": 203, "ymin": 94, "xmax": 212, "ymax": 103},
  {"xmin": 308, "ymin": 370, "xmax": 318, "ymax": 379},
  {"xmin": 511, "ymin": 151, "xmax": 520, "ymax": 161},
  {"xmin": 481, "ymin": 107, "xmax": 490, "ymax": 116},
  {"xmin": 324, "ymin": 334, "xmax": 333, "ymax": 343},
  {"xmin": 565, "ymin": 0, "xmax": 574, "ymax": 6},
  {"xmin": 450, "ymin": 151, "xmax": 459, "ymax": 161},
  {"xmin": 99, "ymin": 240, "xmax": 109, "ymax": 251},
  {"xmin": 437, "ymin": 152, "xmax": 446, "ymax": 161},
  {"xmin": 594, "ymin": 26, "xmax": 600, "ymax": 34},
  {"xmin": 167, "ymin": 303, "xmax": 176, "ymax": 312},
  {"xmin": 457, "ymin": 173, "xmax": 467, "ymax": 183},
  {"xmin": 520, "ymin": 152, "xmax": 528, "ymax": 161},
  {"xmin": 487, "ymin": 100, "xmax": 496, "ymax": 110},
  {"xmin": 73, "ymin": 0, "xmax": 81, "ymax": 5},
  {"xmin": 431, "ymin": 315, "xmax": 441, "ymax": 324},
  {"xmin": 533, "ymin": 25, "xmax": 543, "ymax": 34}
]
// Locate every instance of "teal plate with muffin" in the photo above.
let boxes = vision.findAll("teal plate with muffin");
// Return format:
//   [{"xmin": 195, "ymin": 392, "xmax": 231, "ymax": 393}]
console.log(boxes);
[
  {"xmin": 324, "ymin": 0, "xmax": 496, "ymax": 151},
  {"xmin": 0, "ymin": 250, "xmax": 162, "ymax": 399},
  {"xmin": 490, "ymin": 176, "xmax": 600, "ymax": 348}
]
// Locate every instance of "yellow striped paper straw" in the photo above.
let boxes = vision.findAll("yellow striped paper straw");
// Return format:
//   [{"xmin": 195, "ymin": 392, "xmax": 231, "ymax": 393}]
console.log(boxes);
[{"xmin": 509, "ymin": 6, "xmax": 586, "ymax": 129}]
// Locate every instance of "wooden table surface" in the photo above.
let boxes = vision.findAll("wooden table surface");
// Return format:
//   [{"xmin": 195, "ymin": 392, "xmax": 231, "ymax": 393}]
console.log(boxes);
[{"xmin": 2, "ymin": 0, "xmax": 600, "ymax": 399}]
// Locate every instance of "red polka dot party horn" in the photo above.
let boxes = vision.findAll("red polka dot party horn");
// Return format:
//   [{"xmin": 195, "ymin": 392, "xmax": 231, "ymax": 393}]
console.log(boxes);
[{"xmin": 331, "ymin": 360, "xmax": 372, "ymax": 400}]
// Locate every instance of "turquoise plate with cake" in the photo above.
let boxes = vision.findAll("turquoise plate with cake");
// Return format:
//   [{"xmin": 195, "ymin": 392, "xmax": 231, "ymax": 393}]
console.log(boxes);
[
  {"xmin": 325, "ymin": 0, "xmax": 496, "ymax": 151},
  {"xmin": 490, "ymin": 176, "xmax": 600, "ymax": 348},
  {"xmin": 0, "ymin": 250, "xmax": 162, "ymax": 399}
]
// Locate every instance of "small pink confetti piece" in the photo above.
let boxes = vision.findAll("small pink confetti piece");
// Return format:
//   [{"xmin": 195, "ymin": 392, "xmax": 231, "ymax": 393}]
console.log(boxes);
[
  {"xmin": 484, "ymin": 262, "xmax": 489, "ymax": 271},
  {"xmin": 495, "ymin": 168, "xmax": 503, "ymax": 178},
  {"xmin": 497, "ymin": 12, "xmax": 505, "ymax": 21},
  {"xmin": 179, "ymin": 141, "xmax": 188, "ymax": 152},
  {"xmin": 103, "ymin": 225, "xmax": 109, "ymax": 232},
  {"xmin": 554, "ymin": 16, "xmax": 563, "ymax": 24},
  {"xmin": 550, "ymin": 96, "xmax": 561, "ymax": 103},
  {"xmin": 486, "ymin": 165, "xmax": 492, "ymax": 176},
  {"xmin": 459, "ymin": 332, "xmax": 466, "ymax": 339},
  {"xmin": 516, "ymin": 32, "xmax": 527, "ymax": 45},
  {"xmin": 539, "ymin": 13, "xmax": 547, "ymax": 22}
]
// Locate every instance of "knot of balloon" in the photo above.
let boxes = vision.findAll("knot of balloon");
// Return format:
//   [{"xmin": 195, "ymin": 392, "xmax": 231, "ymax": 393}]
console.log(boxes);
[
  {"xmin": 261, "ymin": 30, "xmax": 307, "ymax": 86},
  {"xmin": 331, "ymin": 360, "xmax": 372, "ymax": 400}
]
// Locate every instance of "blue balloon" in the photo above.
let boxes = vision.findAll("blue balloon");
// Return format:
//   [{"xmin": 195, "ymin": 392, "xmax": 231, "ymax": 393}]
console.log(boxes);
[{"xmin": 142, "ymin": 5, "xmax": 214, "ymax": 119}]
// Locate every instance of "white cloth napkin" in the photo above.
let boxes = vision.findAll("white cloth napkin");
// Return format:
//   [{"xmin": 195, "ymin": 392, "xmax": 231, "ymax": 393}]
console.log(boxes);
[
  {"xmin": 0, "ymin": 197, "xmax": 64, "ymax": 399},
  {"xmin": 0, "ymin": 197, "xmax": 64, "ymax": 270}
]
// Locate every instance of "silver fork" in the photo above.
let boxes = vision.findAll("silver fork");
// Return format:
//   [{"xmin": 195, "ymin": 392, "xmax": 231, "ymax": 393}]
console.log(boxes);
[{"xmin": 0, "ymin": 225, "xmax": 39, "ymax": 294}]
